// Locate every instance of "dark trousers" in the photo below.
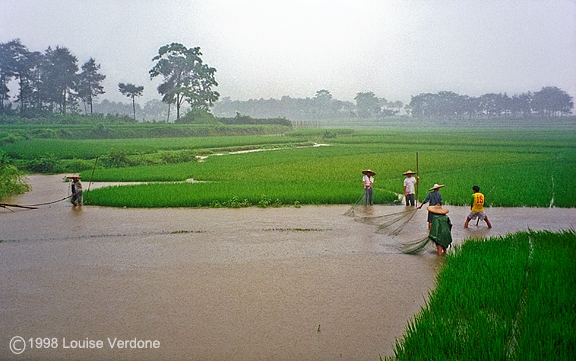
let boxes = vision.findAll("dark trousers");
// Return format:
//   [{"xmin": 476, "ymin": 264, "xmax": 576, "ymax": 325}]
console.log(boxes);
[
  {"xmin": 364, "ymin": 187, "xmax": 373, "ymax": 206},
  {"xmin": 406, "ymin": 193, "xmax": 415, "ymax": 206}
]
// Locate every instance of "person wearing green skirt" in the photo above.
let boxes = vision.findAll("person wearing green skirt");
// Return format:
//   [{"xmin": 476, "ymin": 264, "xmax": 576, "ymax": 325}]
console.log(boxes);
[{"xmin": 427, "ymin": 205, "xmax": 452, "ymax": 256}]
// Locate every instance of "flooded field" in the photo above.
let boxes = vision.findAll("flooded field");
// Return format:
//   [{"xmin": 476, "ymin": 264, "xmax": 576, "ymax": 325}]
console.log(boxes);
[{"xmin": 1, "ymin": 175, "xmax": 575, "ymax": 361}]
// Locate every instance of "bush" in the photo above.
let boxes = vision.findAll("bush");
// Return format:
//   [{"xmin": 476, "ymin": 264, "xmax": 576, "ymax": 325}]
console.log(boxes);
[
  {"xmin": 27, "ymin": 154, "xmax": 62, "ymax": 173},
  {"xmin": 219, "ymin": 113, "xmax": 292, "ymax": 127},
  {"xmin": 100, "ymin": 149, "xmax": 132, "ymax": 168},
  {"xmin": 176, "ymin": 110, "xmax": 219, "ymax": 124},
  {"xmin": 61, "ymin": 158, "xmax": 95, "ymax": 173},
  {"xmin": 0, "ymin": 132, "xmax": 22, "ymax": 145},
  {"xmin": 0, "ymin": 151, "xmax": 29, "ymax": 200}
]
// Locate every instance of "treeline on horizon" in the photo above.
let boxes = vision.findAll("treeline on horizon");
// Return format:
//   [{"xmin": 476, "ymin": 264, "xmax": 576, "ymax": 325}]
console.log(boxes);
[
  {"xmin": 1, "ymin": 39, "xmax": 573, "ymax": 123},
  {"xmin": 213, "ymin": 86, "xmax": 574, "ymax": 121}
]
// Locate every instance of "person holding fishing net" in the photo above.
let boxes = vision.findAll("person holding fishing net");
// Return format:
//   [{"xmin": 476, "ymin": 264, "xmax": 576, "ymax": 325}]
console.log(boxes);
[
  {"xmin": 69, "ymin": 175, "xmax": 83, "ymax": 207},
  {"xmin": 417, "ymin": 183, "xmax": 444, "ymax": 229},
  {"xmin": 362, "ymin": 169, "xmax": 375, "ymax": 206},
  {"xmin": 397, "ymin": 203, "xmax": 453, "ymax": 256},
  {"xmin": 403, "ymin": 170, "xmax": 419, "ymax": 207},
  {"xmin": 424, "ymin": 204, "xmax": 453, "ymax": 256}
]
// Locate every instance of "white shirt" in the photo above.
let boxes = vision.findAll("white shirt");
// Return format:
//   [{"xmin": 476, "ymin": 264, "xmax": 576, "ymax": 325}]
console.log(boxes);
[
  {"xmin": 363, "ymin": 175, "xmax": 374, "ymax": 188},
  {"xmin": 404, "ymin": 177, "xmax": 417, "ymax": 194}
]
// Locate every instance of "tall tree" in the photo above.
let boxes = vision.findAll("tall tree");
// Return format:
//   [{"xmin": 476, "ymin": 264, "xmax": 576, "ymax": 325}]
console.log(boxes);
[
  {"xmin": 532, "ymin": 86, "xmax": 574, "ymax": 117},
  {"xmin": 41, "ymin": 46, "xmax": 79, "ymax": 114},
  {"xmin": 14, "ymin": 49, "xmax": 42, "ymax": 114},
  {"xmin": 312, "ymin": 89, "xmax": 333, "ymax": 118},
  {"xmin": 355, "ymin": 92, "xmax": 381, "ymax": 118},
  {"xmin": 0, "ymin": 39, "xmax": 41, "ymax": 114},
  {"xmin": 0, "ymin": 40, "xmax": 21, "ymax": 113},
  {"xmin": 77, "ymin": 58, "xmax": 106, "ymax": 115},
  {"xmin": 149, "ymin": 43, "xmax": 219, "ymax": 120},
  {"xmin": 118, "ymin": 82, "xmax": 144, "ymax": 120}
]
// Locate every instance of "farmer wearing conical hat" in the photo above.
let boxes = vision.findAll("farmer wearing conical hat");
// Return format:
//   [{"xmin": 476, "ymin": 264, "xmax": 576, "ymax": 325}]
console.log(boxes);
[
  {"xmin": 68, "ymin": 175, "xmax": 83, "ymax": 207},
  {"xmin": 417, "ymin": 183, "xmax": 444, "ymax": 229},
  {"xmin": 427, "ymin": 204, "xmax": 452, "ymax": 256},
  {"xmin": 362, "ymin": 169, "xmax": 375, "ymax": 206},
  {"xmin": 403, "ymin": 170, "xmax": 419, "ymax": 207}
]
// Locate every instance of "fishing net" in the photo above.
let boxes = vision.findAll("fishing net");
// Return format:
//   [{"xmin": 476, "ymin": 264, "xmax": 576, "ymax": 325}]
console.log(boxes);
[
  {"xmin": 343, "ymin": 194, "xmax": 366, "ymax": 217},
  {"xmin": 375, "ymin": 209, "xmax": 418, "ymax": 235},
  {"xmin": 353, "ymin": 207, "xmax": 431, "ymax": 254},
  {"xmin": 397, "ymin": 214, "xmax": 454, "ymax": 254},
  {"xmin": 344, "ymin": 193, "xmax": 433, "ymax": 254},
  {"xmin": 397, "ymin": 236, "xmax": 431, "ymax": 254}
]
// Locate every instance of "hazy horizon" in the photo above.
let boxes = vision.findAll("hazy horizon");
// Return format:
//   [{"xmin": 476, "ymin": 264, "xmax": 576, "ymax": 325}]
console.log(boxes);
[{"xmin": 1, "ymin": 0, "xmax": 575, "ymax": 105}]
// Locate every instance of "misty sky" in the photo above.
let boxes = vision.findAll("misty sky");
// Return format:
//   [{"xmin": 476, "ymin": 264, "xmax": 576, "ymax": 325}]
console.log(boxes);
[{"xmin": 1, "ymin": 0, "xmax": 575, "ymax": 105}]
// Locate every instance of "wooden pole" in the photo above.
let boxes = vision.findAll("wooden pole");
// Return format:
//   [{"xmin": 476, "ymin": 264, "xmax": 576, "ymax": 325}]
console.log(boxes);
[
  {"xmin": 87, "ymin": 156, "xmax": 99, "ymax": 192},
  {"xmin": 415, "ymin": 152, "xmax": 419, "ymax": 208}
]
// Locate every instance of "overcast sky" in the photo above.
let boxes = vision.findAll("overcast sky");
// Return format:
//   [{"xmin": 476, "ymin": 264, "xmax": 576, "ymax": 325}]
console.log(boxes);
[{"xmin": 1, "ymin": 0, "xmax": 575, "ymax": 105}]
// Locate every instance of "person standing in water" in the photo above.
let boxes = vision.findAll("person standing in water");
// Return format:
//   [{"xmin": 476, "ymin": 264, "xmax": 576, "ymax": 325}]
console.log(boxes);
[
  {"xmin": 70, "ymin": 176, "xmax": 83, "ymax": 206},
  {"xmin": 464, "ymin": 185, "xmax": 492, "ymax": 228},
  {"xmin": 417, "ymin": 183, "xmax": 444, "ymax": 229},
  {"xmin": 403, "ymin": 170, "xmax": 418, "ymax": 207},
  {"xmin": 427, "ymin": 204, "xmax": 452, "ymax": 256},
  {"xmin": 362, "ymin": 170, "xmax": 375, "ymax": 206}
]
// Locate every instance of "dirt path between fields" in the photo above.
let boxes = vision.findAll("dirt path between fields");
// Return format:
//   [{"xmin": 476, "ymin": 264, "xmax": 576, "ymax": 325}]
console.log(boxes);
[{"xmin": 1, "ymin": 175, "xmax": 574, "ymax": 361}]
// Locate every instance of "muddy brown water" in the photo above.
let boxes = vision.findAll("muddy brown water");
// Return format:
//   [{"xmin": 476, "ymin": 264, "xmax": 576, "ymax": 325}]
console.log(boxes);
[{"xmin": 1, "ymin": 175, "xmax": 575, "ymax": 361}]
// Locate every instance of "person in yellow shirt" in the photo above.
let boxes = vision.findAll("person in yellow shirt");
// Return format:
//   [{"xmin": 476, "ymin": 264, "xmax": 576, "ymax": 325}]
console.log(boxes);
[{"xmin": 464, "ymin": 185, "xmax": 492, "ymax": 228}]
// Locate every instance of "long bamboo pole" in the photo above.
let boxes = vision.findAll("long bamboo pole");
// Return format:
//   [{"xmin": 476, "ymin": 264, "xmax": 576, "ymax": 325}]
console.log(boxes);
[
  {"xmin": 415, "ymin": 152, "xmax": 420, "ymax": 207},
  {"xmin": 87, "ymin": 156, "xmax": 99, "ymax": 192},
  {"xmin": 416, "ymin": 152, "xmax": 419, "ymax": 208}
]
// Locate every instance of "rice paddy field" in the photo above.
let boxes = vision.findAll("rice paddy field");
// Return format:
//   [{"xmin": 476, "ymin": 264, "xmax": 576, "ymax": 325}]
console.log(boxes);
[
  {"xmin": 52, "ymin": 126, "xmax": 576, "ymax": 208},
  {"xmin": 2, "ymin": 120, "xmax": 575, "ymax": 360},
  {"xmin": 386, "ymin": 230, "xmax": 576, "ymax": 361}
]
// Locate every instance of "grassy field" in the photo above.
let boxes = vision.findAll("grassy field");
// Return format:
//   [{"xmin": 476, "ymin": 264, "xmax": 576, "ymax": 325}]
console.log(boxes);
[
  {"xmin": 385, "ymin": 230, "xmax": 576, "ymax": 361},
  {"xmin": 81, "ymin": 127, "xmax": 576, "ymax": 208},
  {"xmin": 2, "ymin": 122, "xmax": 575, "ymax": 208}
]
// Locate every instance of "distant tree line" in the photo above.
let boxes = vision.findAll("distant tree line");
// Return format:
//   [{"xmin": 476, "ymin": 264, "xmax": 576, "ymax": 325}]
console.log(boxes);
[
  {"xmin": 213, "ymin": 90, "xmax": 405, "ymax": 120},
  {"xmin": 213, "ymin": 87, "xmax": 573, "ymax": 120},
  {"xmin": 0, "ymin": 39, "xmax": 219, "ymax": 121},
  {"xmin": 0, "ymin": 39, "xmax": 106, "ymax": 117},
  {"xmin": 407, "ymin": 88, "xmax": 573, "ymax": 119},
  {"xmin": 2, "ymin": 39, "xmax": 572, "ymax": 122}
]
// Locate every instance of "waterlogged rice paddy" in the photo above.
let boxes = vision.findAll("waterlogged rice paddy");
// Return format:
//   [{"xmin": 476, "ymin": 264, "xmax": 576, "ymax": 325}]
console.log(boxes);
[
  {"xmin": 2, "ymin": 124, "xmax": 575, "ymax": 360},
  {"xmin": 1, "ymin": 176, "xmax": 575, "ymax": 360}
]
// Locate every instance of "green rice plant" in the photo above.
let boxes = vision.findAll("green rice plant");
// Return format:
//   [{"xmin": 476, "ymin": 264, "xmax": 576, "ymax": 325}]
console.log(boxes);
[
  {"xmin": 1, "ymin": 134, "xmax": 309, "ymax": 160},
  {"xmin": 515, "ymin": 230, "xmax": 576, "ymax": 360},
  {"xmin": 387, "ymin": 230, "xmax": 576, "ymax": 361},
  {"xmin": 85, "ymin": 179, "xmax": 377, "ymax": 208},
  {"xmin": 6, "ymin": 124, "xmax": 575, "ymax": 207},
  {"xmin": 85, "ymin": 135, "xmax": 576, "ymax": 207}
]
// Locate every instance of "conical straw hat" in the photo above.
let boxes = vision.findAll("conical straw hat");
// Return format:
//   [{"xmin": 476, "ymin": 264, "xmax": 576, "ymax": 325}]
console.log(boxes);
[
  {"xmin": 429, "ymin": 183, "xmax": 444, "ymax": 190},
  {"xmin": 362, "ymin": 169, "xmax": 376, "ymax": 176},
  {"xmin": 403, "ymin": 170, "xmax": 417, "ymax": 175},
  {"xmin": 427, "ymin": 205, "xmax": 449, "ymax": 214}
]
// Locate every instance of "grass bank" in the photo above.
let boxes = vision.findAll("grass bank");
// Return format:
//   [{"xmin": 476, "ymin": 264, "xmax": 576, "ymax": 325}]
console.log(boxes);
[{"xmin": 385, "ymin": 230, "xmax": 576, "ymax": 360}]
